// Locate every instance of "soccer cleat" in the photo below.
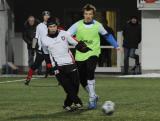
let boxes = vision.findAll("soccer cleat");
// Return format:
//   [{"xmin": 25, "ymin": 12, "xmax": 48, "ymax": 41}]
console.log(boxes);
[
  {"xmin": 63, "ymin": 106, "xmax": 75, "ymax": 112},
  {"xmin": 88, "ymin": 101, "xmax": 97, "ymax": 109},
  {"xmin": 88, "ymin": 95, "xmax": 99, "ymax": 109},
  {"xmin": 69, "ymin": 103, "xmax": 83, "ymax": 111},
  {"xmin": 74, "ymin": 103, "xmax": 83, "ymax": 109},
  {"xmin": 24, "ymin": 78, "xmax": 30, "ymax": 86}
]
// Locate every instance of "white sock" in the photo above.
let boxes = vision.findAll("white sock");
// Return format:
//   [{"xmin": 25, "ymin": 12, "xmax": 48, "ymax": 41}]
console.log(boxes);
[
  {"xmin": 87, "ymin": 79, "xmax": 96, "ymax": 102},
  {"xmin": 85, "ymin": 85, "xmax": 89, "ymax": 93},
  {"xmin": 93, "ymin": 80, "xmax": 97, "ymax": 97}
]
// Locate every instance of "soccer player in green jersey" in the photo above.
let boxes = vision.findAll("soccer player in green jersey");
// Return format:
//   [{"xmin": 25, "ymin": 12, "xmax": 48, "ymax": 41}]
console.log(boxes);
[{"xmin": 67, "ymin": 4, "xmax": 120, "ymax": 109}]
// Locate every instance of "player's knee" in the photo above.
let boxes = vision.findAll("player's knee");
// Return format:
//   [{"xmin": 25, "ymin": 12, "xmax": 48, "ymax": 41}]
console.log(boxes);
[
  {"xmin": 87, "ymin": 71, "xmax": 95, "ymax": 80},
  {"xmin": 81, "ymin": 80, "xmax": 87, "ymax": 88},
  {"xmin": 86, "ymin": 67, "xmax": 95, "ymax": 80},
  {"xmin": 87, "ymin": 76, "xmax": 94, "ymax": 80}
]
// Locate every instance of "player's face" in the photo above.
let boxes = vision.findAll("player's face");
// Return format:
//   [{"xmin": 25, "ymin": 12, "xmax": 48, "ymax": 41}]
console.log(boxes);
[
  {"xmin": 28, "ymin": 17, "xmax": 35, "ymax": 26},
  {"xmin": 84, "ymin": 10, "xmax": 94, "ymax": 23},
  {"xmin": 48, "ymin": 25, "xmax": 57, "ymax": 34},
  {"xmin": 43, "ymin": 15, "xmax": 50, "ymax": 22}
]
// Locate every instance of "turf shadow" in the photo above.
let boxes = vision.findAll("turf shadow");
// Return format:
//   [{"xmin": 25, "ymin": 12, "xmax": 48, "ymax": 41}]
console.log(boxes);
[
  {"xmin": 30, "ymin": 84, "xmax": 59, "ymax": 88},
  {"xmin": 9, "ymin": 109, "xmax": 90, "ymax": 120}
]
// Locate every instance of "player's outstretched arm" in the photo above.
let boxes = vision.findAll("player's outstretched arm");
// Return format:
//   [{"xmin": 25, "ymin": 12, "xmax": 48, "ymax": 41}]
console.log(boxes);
[
  {"xmin": 99, "ymin": 23, "xmax": 119, "ymax": 49},
  {"xmin": 75, "ymin": 41, "xmax": 92, "ymax": 53},
  {"xmin": 103, "ymin": 34, "xmax": 119, "ymax": 49}
]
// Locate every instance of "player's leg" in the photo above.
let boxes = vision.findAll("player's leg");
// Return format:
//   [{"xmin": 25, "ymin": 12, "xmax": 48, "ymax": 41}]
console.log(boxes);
[
  {"xmin": 25, "ymin": 52, "xmax": 44, "ymax": 85},
  {"xmin": 86, "ymin": 56, "xmax": 98, "ymax": 109},
  {"xmin": 43, "ymin": 54, "xmax": 52, "ymax": 78},
  {"xmin": 55, "ymin": 67, "xmax": 74, "ymax": 111},
  {"xmin": 67, "ymin": 65, "xmax": 83, "ymax": 108},
  {"xmin": 56, "ymin": 65, "xmax": 82, "ymax": 111},
  {"xmin": 76, "ymin": 61, "xmax": 88, "ymax": 91},
  {"xmin": 37, "ymin": 65, "xmax": 43, "ymax": 75},
  {"xmin": 28, "ymin": 49, "xmax": 34, "ymax": 68}
]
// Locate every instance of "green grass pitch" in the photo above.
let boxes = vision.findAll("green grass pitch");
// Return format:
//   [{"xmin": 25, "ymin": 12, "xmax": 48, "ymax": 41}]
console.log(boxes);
[{"xmin": 0, "ymin": 76, "xmax": 160, "ymax": 121}]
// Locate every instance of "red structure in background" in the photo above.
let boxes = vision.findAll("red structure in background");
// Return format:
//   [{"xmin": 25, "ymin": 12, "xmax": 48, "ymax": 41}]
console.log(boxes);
[{"xmin": 144, "ymin": 0, "xmax": 156, "ymax": 3}]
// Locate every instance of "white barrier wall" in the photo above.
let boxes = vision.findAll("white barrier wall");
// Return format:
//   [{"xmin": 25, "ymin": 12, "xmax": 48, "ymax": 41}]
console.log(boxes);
[
  {"xmin": 13, "ymin": 33, "xmax": 28, "ymax": 67},
  {"xmin": 0, "ymin": 11, "xmax": 7, "ymax": 69},
  {"xmin": 0, "ymin": 0, "xmax": 14, "ymax": 70},
  {"xmin": 142, "ymin": 11, "xmax": 160, "ymax": 70}
]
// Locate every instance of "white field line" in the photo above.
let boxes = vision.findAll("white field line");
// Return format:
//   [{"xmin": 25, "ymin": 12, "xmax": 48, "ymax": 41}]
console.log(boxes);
[
  {"xmin": 0, "ymin": 78, "xmax": 37, "ymax": 84},
  {"xmin": 118, "ymin": 73, "xmax": 160, "ymax": 78}
]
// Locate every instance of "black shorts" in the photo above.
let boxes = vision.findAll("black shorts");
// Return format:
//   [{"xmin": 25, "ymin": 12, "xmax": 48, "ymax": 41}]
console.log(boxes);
[{"xmin": 76, "ymin": 56, "xmax": 98, "ymax": 87}]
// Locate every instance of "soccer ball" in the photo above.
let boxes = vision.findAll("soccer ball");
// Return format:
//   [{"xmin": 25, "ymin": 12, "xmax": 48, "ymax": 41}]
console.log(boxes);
[{"xmin": 102, "ymin": 101, "xmax": 115, "ymax": 115}]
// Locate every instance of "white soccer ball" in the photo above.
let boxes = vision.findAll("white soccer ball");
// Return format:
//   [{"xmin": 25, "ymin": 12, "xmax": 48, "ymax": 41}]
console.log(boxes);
[{"xmin": 102, "ymin": 101, "xmax": 115, "ymax": 115}]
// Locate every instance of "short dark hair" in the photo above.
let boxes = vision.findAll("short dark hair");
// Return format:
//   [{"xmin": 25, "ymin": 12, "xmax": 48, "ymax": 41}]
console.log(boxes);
[
  {"xmin": 47, "ymin": 17, "xmax": 57, "ymax": 27},
  {"xmin": 83, "ymin": 4, "xmax": 96, "ymax": 14},
  {"xmin": 42, "ymin": 11, "xmax": 51, "ymax": 16}
]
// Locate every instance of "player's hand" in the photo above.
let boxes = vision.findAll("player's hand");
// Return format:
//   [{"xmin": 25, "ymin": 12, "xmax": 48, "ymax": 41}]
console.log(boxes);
[
  {"xmin": 50, "ymin": 66, "xmax": 59, "ymax": 75},
  {"xmin": 81, "ymin": 46, "xmax": 92, "ymax": 53},
  {"xmin": 76, "ymin": 41, "xmax": 92, "ymax": 53},
  {"xmin": 54, "ymin": 70, "xmax": 59, "ymax": 75}
]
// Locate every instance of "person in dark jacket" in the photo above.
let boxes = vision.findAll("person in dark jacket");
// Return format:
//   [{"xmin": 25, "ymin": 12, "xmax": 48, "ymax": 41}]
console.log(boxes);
[
  {"xmin": 123, "ymin": 16, "xmax": 141, "ymax": 75},
  {"xmin": 23, "ymin": 15, "xmax": 39, "ymax": 67}
]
